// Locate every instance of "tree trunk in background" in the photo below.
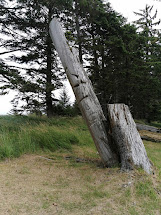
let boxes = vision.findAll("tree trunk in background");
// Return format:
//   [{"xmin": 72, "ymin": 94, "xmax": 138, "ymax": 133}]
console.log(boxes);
[
  {"xmin": 46, "ymin": 8, "xmax": 53, "ymax": 118},
  {"xmin": 50, "ymin": 18, "xmax": 118, "ymax": 167},
  {"xmin": 75, "ymin": 0, "xmax": 83, "ymax": 64},
  {"xmin": 91, "ymin": 25, "xmax": 99, "ymax": 68},
  {"xmin": 108, "ymin": 104, "xmax": 152, "ymax": 173},
  {"xmin": 46, "ymin": 36, "xmax": 53, "ymax": 118}
]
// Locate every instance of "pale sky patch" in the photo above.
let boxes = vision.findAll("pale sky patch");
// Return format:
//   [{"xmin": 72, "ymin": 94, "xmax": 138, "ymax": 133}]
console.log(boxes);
[
  {"xmin": 108, "ymin": 0, "xmax": 161, "ymax": 25},
  {"xmin": 1, "ymin": 0, "xmax": 161, "ymax": 114}
]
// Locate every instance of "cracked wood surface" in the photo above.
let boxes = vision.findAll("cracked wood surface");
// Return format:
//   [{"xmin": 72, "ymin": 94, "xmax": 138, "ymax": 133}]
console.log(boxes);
[
  {"xmin": 108, "ymin": 104, "xmax": 152, "ymax": 174},
  {"xmin": 49, "ymin": 18, "xmax": 118, "ymax": 166}
]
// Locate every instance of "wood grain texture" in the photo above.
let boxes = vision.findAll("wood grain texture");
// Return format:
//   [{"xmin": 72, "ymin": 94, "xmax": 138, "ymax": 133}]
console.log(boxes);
[
  {"xmin": 108, "ymin": 104, "xmax": 152, "ymax": 173},
  {"xmin": 49, "ymin": 18, "xmax": 118, "ymax": 166}
]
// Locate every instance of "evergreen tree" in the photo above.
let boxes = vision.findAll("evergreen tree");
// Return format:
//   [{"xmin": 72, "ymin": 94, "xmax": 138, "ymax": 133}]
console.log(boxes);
[
  {"xmin": 0, "ymin": 0, "xmax": 71, "ymax": 117},
  {"xmin": 0, "ymin": 60, "xmax": 23, "ymax": 95},
  {"xmin": 59, "ymin": 87, "xmax": 70, "ymax": 108},
  {"xmin": 70, "ymin": 1, "xmax": 161, "ymax": 122},
  {"xmin": 1, "ymin": 0, "xmax": 161, "ymax": 121},
  {"xmin": 52, "ymin": 87, "xmax": 72, "ymax": 116},
  {"xmin": 63, "ymin": 0, "xmax": 127, "ymax": 116},
  {"xmin": 134, "ymin": 5, "xmax": 161, "ymax": 121}
]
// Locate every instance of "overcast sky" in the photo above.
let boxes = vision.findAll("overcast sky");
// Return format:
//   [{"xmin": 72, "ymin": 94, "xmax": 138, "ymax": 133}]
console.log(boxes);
[
  {"xmin": 0, "ymin": 0, "xmax": 161, "ymax": 115},
  {"xmin": 109, "ymin": 0, "xmax": 161, "ymax": 24}
]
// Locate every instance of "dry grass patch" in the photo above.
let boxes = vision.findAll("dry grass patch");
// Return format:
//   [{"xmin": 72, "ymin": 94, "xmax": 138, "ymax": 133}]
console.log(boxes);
[
  {"xmin": 140, "ymin": 130, "xmax": 161, "ymax": 142},
  {"xmin": 0, "ymin": 147, "xmax": 160, "ymax": 215},
  {"xmin": 0, "ymin": 116, "xmax": 160, "ymax": 214}
]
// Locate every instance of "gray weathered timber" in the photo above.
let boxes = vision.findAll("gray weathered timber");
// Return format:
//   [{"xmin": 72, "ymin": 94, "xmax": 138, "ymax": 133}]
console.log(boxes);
[
  {"xmin": 49, "ymin": 18, "xmax": 118, "ymax": 166},
  {"xmin": 136, "ymin": 123, "xmax": 161, "ymax": 133},
  {"xmin": 108, "ymin": 104, "xmax": 152, "ymax": 174}
]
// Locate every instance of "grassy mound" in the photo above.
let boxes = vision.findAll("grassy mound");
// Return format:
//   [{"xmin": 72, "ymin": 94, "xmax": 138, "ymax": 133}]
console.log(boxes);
[
  {"xmin": 0, "ymin": 115, "xmax": 94, "ymax": 159},
  {"xmin": 0, "ymin": 116, "xmax": 161, "ymax": 214}
]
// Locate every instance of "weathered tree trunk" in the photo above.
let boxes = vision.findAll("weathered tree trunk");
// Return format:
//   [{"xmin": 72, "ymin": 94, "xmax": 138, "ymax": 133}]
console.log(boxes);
[
  {"xmin": 108, "ymin": 104, "xmax": 152, "ymax": 173},
  {"xmin": 49, "ymin": 18, "xmax": 118, "ymax": 167}
]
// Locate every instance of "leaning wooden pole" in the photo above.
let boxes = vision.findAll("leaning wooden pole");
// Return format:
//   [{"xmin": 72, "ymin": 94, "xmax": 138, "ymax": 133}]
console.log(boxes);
[{"xmin": 49, "ymin": 18, "xmax": 118, "ymax": 166}]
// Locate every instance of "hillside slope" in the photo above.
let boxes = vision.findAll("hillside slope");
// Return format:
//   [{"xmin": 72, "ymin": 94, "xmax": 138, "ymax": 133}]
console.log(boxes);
[{"xmin": 0, "ymin": 116, "xmax": 160, "ymax": 214}]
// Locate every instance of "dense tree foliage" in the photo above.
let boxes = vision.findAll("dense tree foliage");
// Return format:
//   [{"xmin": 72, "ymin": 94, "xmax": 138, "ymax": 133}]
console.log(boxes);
[
  {"xmin": 133, "ymin": 5, "xmax": 161, "ymax": 121},
  {"xmin": 67, "ymin": 1, "xmax": 161, "ymax": 121},
  {"xmin": 0, "ymin": 61, "xmax": 23, "ymax": 95},
  {"xmin": 0, "ymin": 0, "xmax": 161, "ymax": 121},
  {"xmin": 0, "ymin": 0, "xmax": 71, "ymax": 116}
]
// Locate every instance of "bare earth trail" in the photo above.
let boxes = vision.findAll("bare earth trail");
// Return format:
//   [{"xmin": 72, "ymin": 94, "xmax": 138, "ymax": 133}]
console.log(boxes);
[{"xmin": 0, "ymin": 146, "xmax": 160, "ymax": 215}]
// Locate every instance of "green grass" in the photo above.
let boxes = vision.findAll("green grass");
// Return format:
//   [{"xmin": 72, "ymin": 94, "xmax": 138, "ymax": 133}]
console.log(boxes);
[
  {"xmin": 0, "ymin": 115, "xmax": 94, "ymax": 160},
  {"xmin": 136, "ymin": 180, "xmax": 157, "ymax": 200},
  {"xmin": 81, "ymin": 188, "xmax": 110, "ymax": 201},
  {"xmin": 0, "ymin": 115, "xmax": 161, "ymax": 215},
  {"xmin": 135, "ymin": 119, "xmax": 161, "ymax": 129}
]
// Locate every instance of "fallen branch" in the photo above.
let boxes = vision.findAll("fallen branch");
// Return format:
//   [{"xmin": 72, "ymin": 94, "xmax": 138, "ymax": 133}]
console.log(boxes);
[
  {"xmin": 136, "ymin": 123, "xmax": 161, "ymax": 133},
  {"xmin": 140, "ymin": 135, "xmax": 161, "ymax": 143}
]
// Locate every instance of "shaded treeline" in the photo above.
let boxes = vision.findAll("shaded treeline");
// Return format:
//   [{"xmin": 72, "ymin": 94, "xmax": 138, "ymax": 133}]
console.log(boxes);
[{"xmin": 0, "ymin": 1, "xmax": 161, "ymax": 121}]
